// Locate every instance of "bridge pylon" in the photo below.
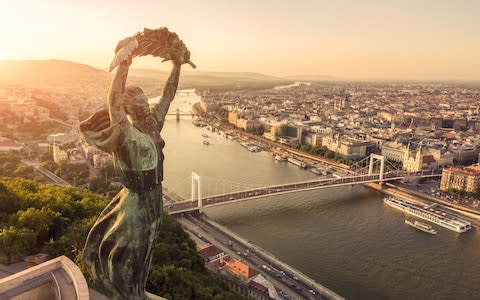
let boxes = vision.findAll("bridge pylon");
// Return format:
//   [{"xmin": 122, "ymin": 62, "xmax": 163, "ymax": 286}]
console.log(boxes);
[
  {"xmin": 192, "ymin": 172, "xmax": 202, "ymax": 210},
  {"xmin": 368, "ymin": 154, "xmax": 385, "ymax": 185}
]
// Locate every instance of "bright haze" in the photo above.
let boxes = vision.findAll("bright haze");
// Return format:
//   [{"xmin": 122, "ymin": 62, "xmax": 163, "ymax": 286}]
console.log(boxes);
[{"xmin": 0, "ymin": 0, "xmax": 479, "ymax": 80}]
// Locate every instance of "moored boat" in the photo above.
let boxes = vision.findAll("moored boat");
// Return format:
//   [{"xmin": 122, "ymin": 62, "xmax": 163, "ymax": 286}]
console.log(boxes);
[
  {"xmin": 384, "ymin": 197, "xmax": 471, "ymax": 233},
  {"xmin": 405, "ymin": 219, "xmax": 437, "ymax": 234},
  {"xmin": 287, "ymin": 157, "xmax": 307, "ymax": 168}
]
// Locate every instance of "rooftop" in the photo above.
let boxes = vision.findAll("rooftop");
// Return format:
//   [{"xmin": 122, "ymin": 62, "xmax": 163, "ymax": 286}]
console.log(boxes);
[{"xmin": 446, "ymin": 164, "xmax": 480, "ymax": 176}]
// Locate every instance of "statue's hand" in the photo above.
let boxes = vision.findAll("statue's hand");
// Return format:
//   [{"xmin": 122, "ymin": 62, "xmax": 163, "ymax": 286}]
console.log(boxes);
[
  {"xmin": 109, "ymin": 37, "xmax": 138, "ymax": 72},
  {"xmin": 172, "ymin": 47, "xmax": 186, "ymax": 66},
  {"xmin": 115, "ymin": 37, "xmax": 137, "ymax": 54}
]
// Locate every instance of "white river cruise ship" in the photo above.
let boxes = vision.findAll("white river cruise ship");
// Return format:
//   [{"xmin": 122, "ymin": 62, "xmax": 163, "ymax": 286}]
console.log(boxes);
[{"xmin": 384, "ymin": 197, "xmax": 472, "ymax": 233}]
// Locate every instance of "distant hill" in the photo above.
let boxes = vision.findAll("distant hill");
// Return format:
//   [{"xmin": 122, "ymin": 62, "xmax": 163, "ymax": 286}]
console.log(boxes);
[
  {"xmin": 0, "ymin": 59, "xmax": 292, "ymax": 95},
  {"xmin": 129, "ymin": 68, "xmax": 287, "ymax": 91},
  {"xmin": 0, "ymin": 59, "xmax": 110, "ymax": 89}
]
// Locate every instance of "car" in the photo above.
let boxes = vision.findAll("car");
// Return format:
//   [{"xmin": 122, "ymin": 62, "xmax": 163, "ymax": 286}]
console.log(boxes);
[{"xmin": 292, "ymin": 276, "xmax": 299, "ymax": 280}]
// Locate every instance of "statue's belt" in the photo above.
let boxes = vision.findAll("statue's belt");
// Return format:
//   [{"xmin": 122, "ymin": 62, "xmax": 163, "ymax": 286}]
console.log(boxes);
[{"xmin": 123, "ymin": 169, "xmax": 161, "ymax": 192}]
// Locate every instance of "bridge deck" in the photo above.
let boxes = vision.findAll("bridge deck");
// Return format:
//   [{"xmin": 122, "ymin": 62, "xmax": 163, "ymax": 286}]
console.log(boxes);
[{"xmin": 168, "ymin": 173, "xmax": 440, "ymax": 214}]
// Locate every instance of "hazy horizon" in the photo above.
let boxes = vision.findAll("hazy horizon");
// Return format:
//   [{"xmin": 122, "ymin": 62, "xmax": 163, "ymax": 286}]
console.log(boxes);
[{"xmin": 1, "ymin": 0, "xmax": 479, "ymax": 80}]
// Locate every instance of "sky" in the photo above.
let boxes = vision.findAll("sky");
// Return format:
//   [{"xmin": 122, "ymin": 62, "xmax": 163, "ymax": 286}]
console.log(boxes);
[{"xmin": 0, "ymin": 0, "xmax": 479, "ymax": 80}]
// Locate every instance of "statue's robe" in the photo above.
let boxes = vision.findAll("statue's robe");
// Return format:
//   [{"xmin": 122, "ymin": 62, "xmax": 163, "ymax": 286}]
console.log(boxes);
[{"xmin": 80, "ymin": 109, "xmax": 163, "ymax": 300}]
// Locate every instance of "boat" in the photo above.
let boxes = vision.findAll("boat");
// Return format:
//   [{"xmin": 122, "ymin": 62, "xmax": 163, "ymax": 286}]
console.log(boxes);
[
  {"xmin": 203, "ymin": 140, "xmax": 210, "ymax": 145},
  {"xmin": 275, "ymin": 155, "xmax": 287, "ymax": 161},
  {"xmin": 405, "ymin": 219, "xmax": 437, "ymax": 234},
  {"xmin": 287, "ymin": 157, "xmax": 307, "ymax": 168},
  {"xmin": 201, "ymin": 134, "xmax": 209, "ymax": 138},
  {"xmin": 239, "ymin": 141, "xmax": 261, "ymax": 152},
  {"xmin": 310, "ymin": 167, "xmax": 328, "ymax": 175},
  {"xmin": 384, "ymin": 197, "xmax": 472, "ymax": 233},
  {"xmin": 247, "ymin": 145, "xmax": 261, "ymax": 152}
]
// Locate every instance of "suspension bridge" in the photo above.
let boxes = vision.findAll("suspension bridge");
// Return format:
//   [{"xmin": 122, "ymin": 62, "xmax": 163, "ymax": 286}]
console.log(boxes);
[
  {"xmin": 165, "ymin": 108, "xmax": 198, "ymax": 120},
  {"xmin": 164, "ymin": 154, "xmax": 441, "ymax": 214}
]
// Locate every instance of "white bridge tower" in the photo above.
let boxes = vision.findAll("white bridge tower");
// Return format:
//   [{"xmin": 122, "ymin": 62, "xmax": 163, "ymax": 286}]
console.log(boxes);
[
  {"xmin": 368, "ymin": 154, "xmax": 385, "ymax": 185},
  {"xmin": 191, "ymin": 172, "xmax": 202, "ymax": 209}
]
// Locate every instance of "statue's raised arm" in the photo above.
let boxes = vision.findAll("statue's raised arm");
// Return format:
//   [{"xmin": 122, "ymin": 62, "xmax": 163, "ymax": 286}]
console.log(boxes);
[
  {"xmin": 107, "ymin": 37, "xmax": 138, "ymax": 124},
  {"xmin": 151, "ymin": 56, "xmax": 182, "ymax": 130}
]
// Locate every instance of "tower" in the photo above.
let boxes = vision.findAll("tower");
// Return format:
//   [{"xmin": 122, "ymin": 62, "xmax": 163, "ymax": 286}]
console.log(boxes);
[
  {"xmin": 192, "ymin": 172, "xmax": 202, "ymax": 209},
  {"xmin": 415, "ymin": 145, "xmax": 423, "ymax": 172}
]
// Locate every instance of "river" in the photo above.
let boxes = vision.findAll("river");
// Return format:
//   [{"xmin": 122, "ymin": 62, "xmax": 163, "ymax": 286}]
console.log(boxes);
[{"xmin": 157, "ymin": 92, "xmax": 480, "ymax": 300}]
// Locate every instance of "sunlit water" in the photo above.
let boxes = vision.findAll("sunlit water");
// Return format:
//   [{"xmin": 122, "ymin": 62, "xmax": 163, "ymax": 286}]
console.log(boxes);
[{"xmin": 159, "ymin": 93, "xmax": 480, "ymax": 300}]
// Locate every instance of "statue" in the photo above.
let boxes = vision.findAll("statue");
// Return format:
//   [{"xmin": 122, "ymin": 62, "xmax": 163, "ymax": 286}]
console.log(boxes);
[{"xmin": 79, "ymin": 28, "xmax": 195, "ymax": 300}]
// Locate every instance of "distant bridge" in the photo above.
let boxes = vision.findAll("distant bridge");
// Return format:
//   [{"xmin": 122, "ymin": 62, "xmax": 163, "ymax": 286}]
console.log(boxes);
[
  {"xmin": 165, "ymin": 108, "xmax": 199, "ymax": 120},
  {"xmin": 22, "ymin": 160, "xmax": 71, "ymax": 187}
]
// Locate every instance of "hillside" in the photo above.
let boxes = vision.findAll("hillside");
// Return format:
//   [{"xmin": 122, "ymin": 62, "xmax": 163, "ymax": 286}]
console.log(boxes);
[
  {"xmin": 0, "ymin": 59, "xmax": 110, "ymax": 89},
  {"xmin": 0, "ymin": 59, "xmax": 288, "ymax": 93},
  {"xmin": 0, "ymin": 175, "xmax": 244, "ymax": 300}
]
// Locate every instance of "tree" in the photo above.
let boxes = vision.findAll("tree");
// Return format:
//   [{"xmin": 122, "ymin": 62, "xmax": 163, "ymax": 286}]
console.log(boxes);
[
  {"xmin": 0, "ymin": 226, "xmax": 35, "ymax": 264},
  {"xmin": 0, "ymin": 182, "xmax": 20, "ymax": 216},
  {"xmin": 215, "ymin": 107, "xmax": 229, "ymax": 123},
  {"xmin": 0, "ymin": 177, "xmax": 245, "ymax": 298},
  {"xmin": 17, "ymin": 207, "xmax": 61, "ymax": 245},
  {"xmin": 13, "ymin": 165, "xmax": 35, "ymax": 179}
]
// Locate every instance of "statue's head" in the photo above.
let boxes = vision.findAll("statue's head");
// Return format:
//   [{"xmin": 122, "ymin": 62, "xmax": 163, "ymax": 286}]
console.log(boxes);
[{"xmin": 123, "ymin": 86, "xmax": 150, "ymax": 120}]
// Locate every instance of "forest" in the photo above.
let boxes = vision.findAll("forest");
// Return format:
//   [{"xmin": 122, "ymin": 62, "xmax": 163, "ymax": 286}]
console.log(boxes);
[{"xmin": 0, "ymin": 173, "xmax": 244, "ymax": 299}]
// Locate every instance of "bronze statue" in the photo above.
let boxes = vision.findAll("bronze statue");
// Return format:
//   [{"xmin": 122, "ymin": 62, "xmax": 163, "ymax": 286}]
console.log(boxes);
[{"xmin": 79, "ymin": 28, "xmax": 194, "ymax": 300}]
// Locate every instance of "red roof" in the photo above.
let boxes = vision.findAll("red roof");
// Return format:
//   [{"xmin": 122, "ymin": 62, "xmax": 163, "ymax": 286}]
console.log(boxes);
[
  {"xmin": 248, "ymin": 281, "xmax": 269, "ymax": 296},
  {"xmin": 198, "ymin": 244, "xmax": 224, "ymax": 260},
  {"xmin": 205, "ymin": 258, "xmax": 225, "ymax": 271},
  {"xmin": 226, "ymin": 258, "xmax": 260, "ymax": 280},
  {"xmin": 446, "ymin": 165, "xmax": 480, "ymax": 176},
  {"xmin": 422, "ymin": 155, "xmax": 436, "ymax": 163}
]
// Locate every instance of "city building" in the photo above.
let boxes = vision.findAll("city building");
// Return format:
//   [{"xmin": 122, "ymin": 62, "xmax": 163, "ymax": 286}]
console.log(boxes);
[
  {"xmin": 206, "ymin": 256, "xmax": 280, "ymax": 300},
  {"xmin": 228, "ymin": 111, "xmax": 263, "ymax": 132},
  {"xmin": 381, "ymin": 141, "xmax": 406, "ymax": 162},
  {"xmin": 52, "ymin": 144, "xmax": 68, "ymax": 163},
  {"xmin": 198, "ymin": 244, "xmax": 224, "ymax": 262},
  {"xmin": 440, "ymin": 164, "xmax": 480, "ymax": 194},
  {"xmin": 322, "ymin": 134, "xmax": 373, "ymax": 160},
  {"xmin": 0, "ymin": 137, "xmax": 23, "ymax": 152},
  {"xmin": 263, "ymin": 122, "xmax": 302, "ymax": 145}
]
